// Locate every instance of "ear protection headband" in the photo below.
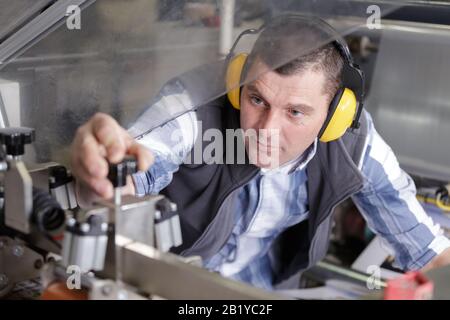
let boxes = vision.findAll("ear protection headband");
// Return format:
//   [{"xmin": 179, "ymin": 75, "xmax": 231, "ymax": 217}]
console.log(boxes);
[{"xmin": 225, "ymin": 15, "xmax": 365, "ymax": 142}]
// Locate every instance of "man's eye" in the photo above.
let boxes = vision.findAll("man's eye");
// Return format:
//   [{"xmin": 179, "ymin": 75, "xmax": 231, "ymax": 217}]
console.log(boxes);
[
  {"xmin": 250, "ymin": 96, "xmax": 265, "ymax": 106},
  {"xmin": 289, "ymin": 108, "xmax": 303, "ymax": 117}
]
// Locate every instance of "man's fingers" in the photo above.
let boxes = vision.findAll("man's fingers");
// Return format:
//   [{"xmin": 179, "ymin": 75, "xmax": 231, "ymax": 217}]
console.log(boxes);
[
  {"xmin": 76, "ymin": 133, "xmax": 109, "ymax": 178},
  {"xmin": 71, "ymin": 113, "xmax": 153, "ymax": 204},
  {"xmin": 76, "ymin": 168, "xmax": 113, "ymax": 199},
  {"xmin": 127, "ymin": 142, "xmax": 154, "ymax": 172},
  {"xmin": 92, "ymin": 113, "xmax": 127, "ymax": 163}
]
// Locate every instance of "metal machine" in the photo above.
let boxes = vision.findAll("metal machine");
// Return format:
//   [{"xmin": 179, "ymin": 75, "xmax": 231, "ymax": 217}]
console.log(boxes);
[{"xmin": 0, "ymin": 126, "xmax": 283, "ymax": 300}]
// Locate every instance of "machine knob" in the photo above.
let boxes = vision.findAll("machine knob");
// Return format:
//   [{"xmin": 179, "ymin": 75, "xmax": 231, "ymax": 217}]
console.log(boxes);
[
  {"xmin": 0, "ymin": 127, "xmax": 35, "ymax": 156},
  {"xmin": 107, "ymin": 155, "xmax": 137, "ymax": 188}
]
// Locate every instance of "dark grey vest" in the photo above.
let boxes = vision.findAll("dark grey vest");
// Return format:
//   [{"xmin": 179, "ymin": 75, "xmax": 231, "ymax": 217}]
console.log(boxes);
[{"xmin": 160, "ymin": 92, "xmax": 368, "ymax": 286}]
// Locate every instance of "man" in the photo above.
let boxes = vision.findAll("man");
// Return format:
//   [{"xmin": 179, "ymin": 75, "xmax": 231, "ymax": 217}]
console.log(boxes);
[{"xmin": 71, "ymin": 16, "xmax": 450, "ymax": 290}]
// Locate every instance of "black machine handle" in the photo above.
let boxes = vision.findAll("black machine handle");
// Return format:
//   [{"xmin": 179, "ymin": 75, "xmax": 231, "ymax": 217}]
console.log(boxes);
[
  {"xmin": 0, "ymin": 127, "xmax": 35, "ymax": 156},
  {"xmin": 107, "ymin": 155, "xmax": 138, "ymax": 188}
]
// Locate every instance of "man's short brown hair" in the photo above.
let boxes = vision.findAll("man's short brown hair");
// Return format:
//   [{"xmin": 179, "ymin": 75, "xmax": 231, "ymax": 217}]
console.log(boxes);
[{"xmin": 243, "ymin": 17, "xmax": 345, "ymax": 103}]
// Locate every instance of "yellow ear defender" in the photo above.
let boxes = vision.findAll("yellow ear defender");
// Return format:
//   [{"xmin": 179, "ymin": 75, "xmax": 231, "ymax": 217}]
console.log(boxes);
[
  {"xmin": 318, "ymin": 88, "xmax": 357, "ymax": 142},
  {"xmin": 224, "ymin": 15, "xmax": 365, "ymax": 143},
  {"xmin": 226, "ymin": 53, "xmax": 248, "ymax": 110}
]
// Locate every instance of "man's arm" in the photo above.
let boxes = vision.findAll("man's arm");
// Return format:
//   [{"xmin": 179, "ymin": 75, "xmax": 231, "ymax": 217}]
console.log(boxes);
[
  {"xmin": 71, "ymin": 80, "xmax": 197, "ymax": 205},
  {"xmin": 351, "ymin": 111, "xmax": 450, "ymax": 271},
  {"xmin": 127, "ymin": 80, "xmax": 198, "ymax": 195}
]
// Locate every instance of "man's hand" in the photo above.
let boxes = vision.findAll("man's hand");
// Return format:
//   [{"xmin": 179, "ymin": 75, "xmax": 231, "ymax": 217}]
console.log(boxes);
[{"xmin": 70, "ymin": 112, "xmax": 153, "ymax": 207}]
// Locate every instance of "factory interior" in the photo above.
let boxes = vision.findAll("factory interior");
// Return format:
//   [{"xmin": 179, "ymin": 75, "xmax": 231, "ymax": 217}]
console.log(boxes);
[{"xmin": 0, "ymin": 0, "xmax": 450, "ymax": 301}]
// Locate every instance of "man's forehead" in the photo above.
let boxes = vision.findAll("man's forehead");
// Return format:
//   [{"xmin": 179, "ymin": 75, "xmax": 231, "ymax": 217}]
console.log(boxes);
[
  {"xmin": 244, "ymin": 57, "xmax": 327, "ymax": 96},
  {"xmin": 246, "ymin": 66, "xmax": 326, "ymax": 95}
]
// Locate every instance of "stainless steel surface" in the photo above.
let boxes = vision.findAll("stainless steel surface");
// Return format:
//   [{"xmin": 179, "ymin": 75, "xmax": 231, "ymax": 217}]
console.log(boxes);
[
  {"xmin": 4, "ymin": 161, "xmax": 33, "ymax": 234},
  {"xmin": 50, "ymin": 234, "xmax": 285, "ymax": 299},
  {"xmin": 118, "ymin": 236, "xmax": 285, "ymax": 300},
  {"xmin": 62, "ymin": 206, "xmax": 109, "ymax": 272},
  {"xmin": 66, "ymin": 181, "xmax": 78, "ymax": 209},
  {"xmin": 51, "ymin": 185, "xmax": 71, "ymax": 209},
  {"xmin": 365, "ymin": 24, "xmax": 450, "ymax": 181},
  {"xmin": 89, "ymin": 278, "xmax": 145, "ymax": 300},
  {"xmin": 0, "ymin": 236, "xmax": 44, "ymax": 298},
  {"xmin": 0, "ymin": 91, "xmax": 8, "ymax": 128},
  {"xmin": 113, "ymin": 186, "xmax": 126, "ymax": 298},
  {"xmin": 154, "ymin": 210, "xmax": 182, "ymax": 252},
  {"xmin": 105, "ymin": 194, "xmax": 162, "ymax": 246},
  {"xmin": 28, "ymin": 162, "xmax": 61, "ymax": 191},
  {"xmin": 304, "ymin": 260, "xmax": 388, "ymax": 290},
  {"xmin": 62, "ymin": 232, "xmax": 108, "ymax": 272},
  {"xmin": 114, "ymin": 189, "xmax": 121, "ymax": 207}
]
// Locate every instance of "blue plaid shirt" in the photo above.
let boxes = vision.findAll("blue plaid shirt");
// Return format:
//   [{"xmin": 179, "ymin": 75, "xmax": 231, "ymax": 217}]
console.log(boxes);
[{"xmin": 129, "ymin": 88, "xmax": 450, "ymax": 290}]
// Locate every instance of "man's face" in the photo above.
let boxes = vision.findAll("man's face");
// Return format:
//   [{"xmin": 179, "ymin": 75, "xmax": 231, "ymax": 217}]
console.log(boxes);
[{"xmin": 240, "ymin": 58, "xmax": 330, "ymax": 168}]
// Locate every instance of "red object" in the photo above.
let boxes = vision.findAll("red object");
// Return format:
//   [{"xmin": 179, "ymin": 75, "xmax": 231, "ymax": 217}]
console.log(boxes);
[
  {"xmin": 384, "ymin": 271, "xmax": 434, "ymax": 300},
  {"xmin": 41, "ymin": 282, "xmax": 88, "ymax": 300}
]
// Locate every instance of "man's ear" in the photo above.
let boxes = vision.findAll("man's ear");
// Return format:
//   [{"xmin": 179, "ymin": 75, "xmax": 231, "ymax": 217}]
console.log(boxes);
[{"xmin": 238, "ymin": 85, "xmax": 244, "ymax": 110}]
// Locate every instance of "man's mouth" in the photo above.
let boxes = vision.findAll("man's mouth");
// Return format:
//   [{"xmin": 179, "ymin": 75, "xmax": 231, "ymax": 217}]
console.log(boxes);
[{"xmin": 248, "ymin": 136, "xmax": 278, "ymax": 150}]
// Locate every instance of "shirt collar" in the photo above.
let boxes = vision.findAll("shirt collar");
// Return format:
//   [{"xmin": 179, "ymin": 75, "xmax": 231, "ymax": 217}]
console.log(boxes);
[{"xmin": 260, "ymin": 138, "xmax": 318, "ymax": 175}]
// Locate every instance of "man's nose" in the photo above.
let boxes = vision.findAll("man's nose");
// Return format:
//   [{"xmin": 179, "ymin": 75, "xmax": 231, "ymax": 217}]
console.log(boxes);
[
  {"xmin": 259, "ymin": 109, "xmax": 281, "ymax": 131},
  {"xmin": 258, "ymin": 110, "xmax": 281, "ymax": 141}
]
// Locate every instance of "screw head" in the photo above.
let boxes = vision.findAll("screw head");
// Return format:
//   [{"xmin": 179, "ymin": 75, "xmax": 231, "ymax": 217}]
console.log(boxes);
[
  {"xmin": 101, "ymin": 284, "xmax": 112, "ymax": 296},
  {"xmin": 0, "ymin": 274, "xmax": 9, "ymax": 288},
  {"xmin": 0, "ymin": 161, "xmax": 7, "ymax": 172},
  {"xmin": 67, "ymin": 218, "xmax": 76, "ymax": 227},
  {"xmin": 34, "ymin": 259, "xmax": 43, "ymax": 270},
  {"xmin": 80, "ymin": 223, "xmax": 90, "ymax": 233},
  {"xmin": 101, "ymin": 223, "xmax": 108, "ymax": 232},
  {"xmin": 12, "ymin": 245, "xmax": 24, "ymax": 257}
]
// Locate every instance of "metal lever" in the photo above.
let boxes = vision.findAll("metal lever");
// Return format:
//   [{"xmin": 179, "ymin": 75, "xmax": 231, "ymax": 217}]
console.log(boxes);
[
  {"xmin": 0, "ymin": 127, "xmax": 35, "ymax": 234},
  {"xmin": 106, "ymin": 155, "xmax": 137, "ymax": 299}
]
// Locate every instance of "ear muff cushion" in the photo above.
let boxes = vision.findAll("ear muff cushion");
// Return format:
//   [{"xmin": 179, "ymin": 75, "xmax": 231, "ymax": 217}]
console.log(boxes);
[
  {"xmin": 226, "ymin": 53, "xmax": 248, "ymax": 110},
  {"xmin": 319, "ymin": 88, "xmax": 357, "ymax": 142}
]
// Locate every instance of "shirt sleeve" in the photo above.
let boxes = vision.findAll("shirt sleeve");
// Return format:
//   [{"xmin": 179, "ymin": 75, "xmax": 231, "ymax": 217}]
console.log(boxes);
[
  {"xmin": 126, "ymin": 80, "xmax": 198, "ymax": 195},
  {"xmin": 351, "ymin": 111, "xmax": 450, "ymax": 270}
]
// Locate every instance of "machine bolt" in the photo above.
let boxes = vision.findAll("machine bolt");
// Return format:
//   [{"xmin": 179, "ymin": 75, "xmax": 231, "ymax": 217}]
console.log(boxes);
[
  {"xmin": 67, "ymin": 217, "xmax": 77, "ymax": 227},
  {"xmin": 80, "ymin": 223, "xmax": 90, "ymax": 233},
  {"xmin": 0, "ymin": 274, "xmax": 9, "ymax": 289},
  {"xmin": 0, "ymin": 161, "xmax": 7, "ymax": 172},
  {"xmin": 101, "ymin": 284, "xmax": 113, "ymax": 296},
  {"xmin": 12, "ymin": 245, "xmax": 24, "ymax": 257},
  {"xmin": 34, "ymin": 259, "xmax": 43, "ymax": 270}
]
